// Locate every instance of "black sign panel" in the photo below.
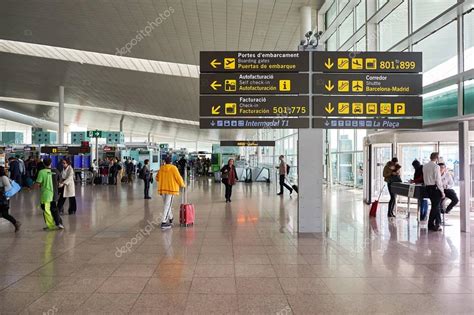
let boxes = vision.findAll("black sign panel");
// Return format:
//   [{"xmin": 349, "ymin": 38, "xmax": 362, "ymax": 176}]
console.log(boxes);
[
  {"xmin": 313, "ymin": 118, "xmax": 422, "ymax": 129},
  {"xmin": 200, "ymin": 73, "xmax": 309, "ymax": 94},
  {"xmin": 200, "ymin": 51, "xmax": 309, "ymax": 73},
  {"xmin": 200, "ymin": 118, "xmax": 309, "ymax": 129},
  {"xmin": 313, "ymin": 96, "xmax": 422, "ymax": 117},
  {"xmin": 41, "ymin": 146, "xmax": 91, "ymax": 155},
  {"xmin": 313, "ymin": 73, "xmax": 422, "ymax": 95},
  {"xmin": 313, "ymin": 52, "xmax": 422, "ymax": 73},
  {"xmin": 200, "ymin": 95, "xmax": 309, "ymax": 117},
  {"xmin": 220, "ymin": 141, "xmax": 276, "ymax": 147}
]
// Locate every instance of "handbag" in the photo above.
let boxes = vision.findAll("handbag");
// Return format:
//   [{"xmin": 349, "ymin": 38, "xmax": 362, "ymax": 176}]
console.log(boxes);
[{"xmin": 5, "ymin": 179, "xmax": 21, "ymax": 198}]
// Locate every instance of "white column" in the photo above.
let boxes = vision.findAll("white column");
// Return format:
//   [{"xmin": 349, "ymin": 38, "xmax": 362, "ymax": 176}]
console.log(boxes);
[
  {"xmin": 459, "ymin": 121, "xmax": 470, "ymax": 233},
  {"xmin": 297, "ymin": 5, "xmax": 324, "ymax": 233},
  {"xmin": 298, "ymin": 129, "xmax": 324, "ymax": 233},
  {"xmin": 59, "ymin": 86, "xmax": 65, "ymax": 144},
  {"xmin": 300, "ymin": 6, "xmax": 312, "ymax": 40}
]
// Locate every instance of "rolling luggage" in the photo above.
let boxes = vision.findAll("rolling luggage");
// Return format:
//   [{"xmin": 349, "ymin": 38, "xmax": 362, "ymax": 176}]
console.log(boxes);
[
  {"xmin": 285, "ymin": 178, "xmax": 298, "ymax": 194},
  {"xmin": 369, "ymin": 185, "xmax": 385, "ymax": 217},
  {"xmin": 179, "ymin": 186, "xmax": 195, "ymax": 227}
]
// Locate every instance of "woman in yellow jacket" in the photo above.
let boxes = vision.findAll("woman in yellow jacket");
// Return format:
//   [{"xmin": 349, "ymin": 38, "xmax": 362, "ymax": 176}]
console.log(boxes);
[{"xmin": 156, "ymin": 156, "xmax": 185, "ymax": 229}]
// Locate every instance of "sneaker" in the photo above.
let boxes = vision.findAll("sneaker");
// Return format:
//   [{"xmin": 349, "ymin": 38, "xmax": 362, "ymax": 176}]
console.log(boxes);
[
  {"xmin": 57, "ymin": 224, "xmax": 65, "ymax": 230},
  {"xmin": 14, "ymin": 221, "xmax": 21, "ymax": 232},
  {"xmin": 161, "ymin": 222, "xmax": 172, "ymax": 230},
  {"xmin": 277, "ymin": 192, "xmax": 283, "ymax": 195}
]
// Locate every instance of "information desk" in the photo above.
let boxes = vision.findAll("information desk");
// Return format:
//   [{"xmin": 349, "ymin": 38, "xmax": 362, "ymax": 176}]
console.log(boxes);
[{"xmin": 390, "ymin": 182, "xmax": 426, "ymax": 221}]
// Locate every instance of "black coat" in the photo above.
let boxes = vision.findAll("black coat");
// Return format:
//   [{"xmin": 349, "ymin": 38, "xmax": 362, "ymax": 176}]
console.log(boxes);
[{"xmin": 220, "ymin": 165, "xmax": 238, "ymax": 184}]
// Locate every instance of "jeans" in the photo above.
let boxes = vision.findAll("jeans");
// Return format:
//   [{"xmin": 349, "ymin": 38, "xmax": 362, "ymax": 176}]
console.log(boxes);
[
  {"xmin": 222, "ymin": 179, "xmax": 233, "ymax": 201},
  {"xmin": 387, "ymin": 182, "xmax": 396, "ymax": 217},
  {"xmin": 443, "ymin": 188, "xmax": 458, "ymax": 212},
  {"xmin": 144, "ymin": 179, "xmax": 150, "ymax": 198},
  {"xmin": 279, "ymin": 175, "xmax": 292, "ymax": 194},
  {"xmin": 427, "ymin": 185, "xmax": 442, "ymax": 228},
  {"xmin": 161, "ymin": 194, "xmax": 174, "ymax": 223},
  {"xmin": 0, "ymin": 203, "xmax": 16, "ymax": 225}
]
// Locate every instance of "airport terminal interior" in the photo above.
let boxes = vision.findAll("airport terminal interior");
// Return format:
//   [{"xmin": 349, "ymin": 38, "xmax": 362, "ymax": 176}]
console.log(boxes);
[{"xmin": 1, "ymin": 0, "xmax": 474, "ymax": 314}]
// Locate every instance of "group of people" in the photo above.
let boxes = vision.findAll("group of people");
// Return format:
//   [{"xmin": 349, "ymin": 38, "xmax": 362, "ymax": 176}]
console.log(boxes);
[
  {"xmin": 7, "ymin": 156, "xmax": 44, "ymax": 187},
  {"xmin": 384, "ymin": 152, "xmax": 459, "ymax": 232},
  {"xmin": 0, "ymin": 157, "xmax": 77, "ymax": 232},
  {"xmin": 93, "ymin": 157, "xmax": 141, "ymax": 185}
]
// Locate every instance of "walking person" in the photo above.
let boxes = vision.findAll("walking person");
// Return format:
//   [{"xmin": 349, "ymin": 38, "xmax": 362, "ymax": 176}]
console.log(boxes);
[
  {"xmin": 156, "ymin": 156, "xmax": 185, "ymax": 230},
  {"xmin": 34, "ymin": 158, "xmax": 63, "ymax": 230},
  {"xmin": 277, "ymin": 155, "xmax": 293, "ymax": 196},
  {"xmin": 126, "ymin": 159, "xmax": 134, "ymax": 184},
  {"xmin": 221, "ymin": 159, "xmax": 238, "ymax": 203},
  {"xmin": 142, "ymin": 159, "xmax": 152, "ymax": 199},
  {"xmin": 58, "ymin": 159, "xmax": 77, "ymax": 215},
  {"xmin": 383, "ymin": 157, "xmax": 402, "ymax": 218},
  {"xmin": 439, "ymin": 163, "xmax": 458, "ymax": 214},
  {"xmin": 0, "ymin": 166, "xmax": 21, "ymax": 232},
  {"xmin": 8, "ymin": 157, "xmax": 22, "ymax": 184},
  {"xmin": 423, "ymin": 152, "xmax": 444, "ymax": 231}
]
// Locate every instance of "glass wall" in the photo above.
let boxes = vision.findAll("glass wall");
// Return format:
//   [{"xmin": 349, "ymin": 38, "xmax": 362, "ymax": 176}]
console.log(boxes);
[
  {"xmin": 413, "ymin": 21, "xmax": 458, "ymax": 86},
  {"xmin": 355, "ymin": 0, "xmax": 366, "ymax": 30},
  {"xmin": 465, "ymin": 11, "xmax": 474, "ymax": 71},
  {"xmin": 328, "ymin": 129, "xmax": 366, "ymax": 188},
  {"xmin": 413, "ymin": 0, "xmax": 457, "ymax": 31},
  {"xmin": 378, "ymin": 1, "xmax": 408, "ymax": 51},
  {"xmin": 339, "ymin": 14, "xmax": 354, "ymax": 45}
]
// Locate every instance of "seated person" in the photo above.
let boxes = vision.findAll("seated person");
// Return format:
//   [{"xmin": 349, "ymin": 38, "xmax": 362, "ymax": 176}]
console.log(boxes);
[{"xmin": 439, "ymin": 163, "xmax": 458, "ymax": 214}]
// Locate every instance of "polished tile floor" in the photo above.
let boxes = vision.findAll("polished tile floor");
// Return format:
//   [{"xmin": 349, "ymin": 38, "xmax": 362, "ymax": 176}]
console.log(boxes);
[{"xmin": 0, "ymin": 179, "xmax": 473, "ymax": 314}]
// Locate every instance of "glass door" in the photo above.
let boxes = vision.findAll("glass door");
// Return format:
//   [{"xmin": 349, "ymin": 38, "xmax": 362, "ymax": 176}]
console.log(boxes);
[{"xmin": 372, "ymin": 144, "xmax": 392, "ymax": 202}]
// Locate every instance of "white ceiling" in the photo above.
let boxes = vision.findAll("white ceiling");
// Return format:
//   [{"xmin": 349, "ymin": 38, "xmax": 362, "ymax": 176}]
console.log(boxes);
[{"xmin": 0, "ymin": 0, "xmax": 322, "ymax": 141}]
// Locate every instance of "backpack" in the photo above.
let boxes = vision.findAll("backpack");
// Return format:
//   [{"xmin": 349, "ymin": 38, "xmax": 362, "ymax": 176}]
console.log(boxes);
[
  {"xmin": 138, "ymin": 167, "xmax": 145, "ymax": 180},
  {"xmin": 286, "ymin": 164, "xmax": 290, "ymax": 175}
]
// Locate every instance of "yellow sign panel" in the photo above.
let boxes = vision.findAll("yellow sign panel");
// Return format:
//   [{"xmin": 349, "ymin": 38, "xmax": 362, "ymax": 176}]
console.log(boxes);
[
  {"xmin": 225, "ymin": 103, "xmax": 237, "ymax": 115},
  {"xmin": 366, "ymin": 103, "xmax": 378, "ymax": 115},
  {"xmin": 352, "ymin": 103, "xmax": 364, "ymax": 115},
  {"xmin": 352, "ymin": 58, "xmax": 363, "ymax": 70},
  {"xmin": 352, "ymin": 80, "xmax": 364, "ymax": 92},
  {"xmin": 224, "ymin": 79, "xmax": 237, "ymax": 92},
  {"xmin": 394, "ymin": 103, "xmax": 406, "ymax": 115},
  {"xmin": 338, "ymin": 80, "xmax": 349, "ymax": 92},
  {"xmin": 365, "ymin": 58, "xmax": 377, "ymax": 70},
  {"xmin": 337, "ymin": 58, "xmax": 349, "ymax": 69},
  {"xmin": 279, "ymin": 80, "xmax": 291, "ymax": 91},
  {"xmin": 224, "ymin": 58, "xmax": 236, "ymax": 69},
  {"xmin": 338, "ymin": 102, "xmax": 350, "ymax": 114},
  {"xmin": 380, "ymin": 103, "xmax": 391, "ymax": 115}
]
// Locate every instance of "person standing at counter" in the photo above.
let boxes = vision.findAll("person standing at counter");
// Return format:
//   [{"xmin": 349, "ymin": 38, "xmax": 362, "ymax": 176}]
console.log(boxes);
[
  {"xmin": 439, "ymin": 163, "xmax": 458, "ymax": 214},
  {"xmin": 423, "ymin": 152, "xmax": 444, "ymax": 231},
  {"xmin": 383, "ymin": 157, "xmax": 402, "ymax": 218}
]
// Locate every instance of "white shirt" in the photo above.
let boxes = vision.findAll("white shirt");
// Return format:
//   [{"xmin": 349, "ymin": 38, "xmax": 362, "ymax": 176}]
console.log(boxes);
[
  {"xmin": 423, "ymin": 161, "xmax": 444, "ymax": 193},
  {"xmin": 441, "ymin": 171, "xmax": 454, "ymax": 189}
]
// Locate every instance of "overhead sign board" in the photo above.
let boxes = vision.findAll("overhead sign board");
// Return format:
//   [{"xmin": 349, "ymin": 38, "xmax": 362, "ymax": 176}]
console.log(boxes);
[
  {"xmin": 200, "ymin": 73, "xmax": 309, "ymax": 94},
  {"xmin": 313, "ymin": 52, "xmax": 422, "ymax": 73},
  {"xmin": 41, "ymin": 146, "xmax": 91, "ymax": 155},
  {"xmin": 200, "ymin": 51, "xmax": 309, "ymax": 73},
  {"xmin": 87, "ymin": 130, "xmax": 103, "ymax": 138},
  {"xmin": 220, "ymin": 141, "xmax": 276, "ymax": 147},
  {"xmin": 200, "ymin": 118, "xmax": 309, "ymax": 129},
  {"xmin": 313, "ymin": 73, "xmax": 422, "ymax": 95},
  {"xmin": 313, "ymin": 96, "xmax": 422, "ymax": 117},
  {"xmin": 200, "ymin": 95, "xmax": 309, "ymax": 117},
  {"xmin": 313, "ymin": 118, "xmax": 422, "ymax": 129}
]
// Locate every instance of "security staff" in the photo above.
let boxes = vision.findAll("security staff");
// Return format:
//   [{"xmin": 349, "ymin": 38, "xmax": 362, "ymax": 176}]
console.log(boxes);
[{"xmin": 423, "ymin": 152, "xmax": 444, "ymax": 231}]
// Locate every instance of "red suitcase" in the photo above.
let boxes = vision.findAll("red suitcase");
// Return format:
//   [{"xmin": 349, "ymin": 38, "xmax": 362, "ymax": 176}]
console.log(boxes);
[
  {"xmin": 369, "ymin": 185, "xmax": 385, "ymax": 217},
  {"xmin": 179, "ymin": 186, "xmax": 195, "ymax": 226}
]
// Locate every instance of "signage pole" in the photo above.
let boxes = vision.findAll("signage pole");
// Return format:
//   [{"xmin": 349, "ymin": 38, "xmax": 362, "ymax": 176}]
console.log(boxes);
[{"xmin": 95, "ymin": 137, "xmax": 98, "ymax": 163}]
